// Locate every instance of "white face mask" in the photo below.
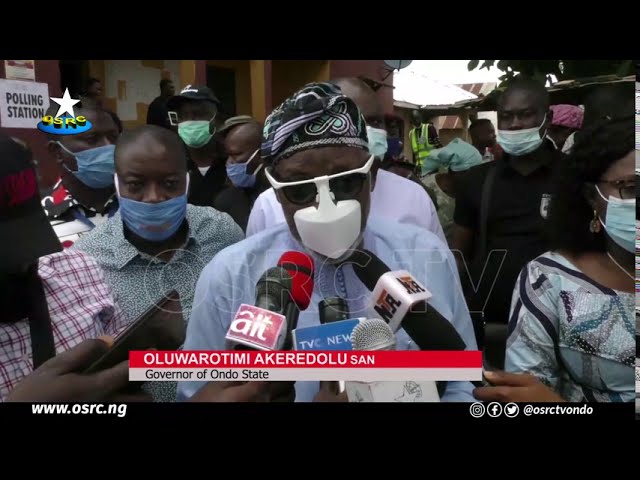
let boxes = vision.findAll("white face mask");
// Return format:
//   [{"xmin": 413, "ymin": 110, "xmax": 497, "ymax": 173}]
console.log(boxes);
[
  {"xmin": 293, "ymin": 177, "xmax": 362, "ymax": 260},
  {"xmin": 497, "ymin": 114, "xmax": 547, "ymax": 157},
  {"xmin": 265, "ymin": 155, "xmax": 375, "ymax": 260}
]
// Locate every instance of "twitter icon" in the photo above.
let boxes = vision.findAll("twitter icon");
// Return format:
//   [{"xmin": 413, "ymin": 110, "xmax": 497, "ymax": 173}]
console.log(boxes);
[{"xmin": 504, "ymin": 403, "xmax": 519, "ymax": 418}]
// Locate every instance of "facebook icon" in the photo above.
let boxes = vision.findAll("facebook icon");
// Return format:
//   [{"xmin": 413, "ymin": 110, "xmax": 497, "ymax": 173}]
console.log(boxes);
[{"xmin": 486, "ymin": 402, "xmax": 503, "ymax": 417}]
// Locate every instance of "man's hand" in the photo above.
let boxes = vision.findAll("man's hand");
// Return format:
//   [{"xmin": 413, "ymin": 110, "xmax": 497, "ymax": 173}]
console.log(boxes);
[
  {"xmin": 190, "ymin": 381, "xmax": 271, "ymax": 402},
  {"xmin": 313, "ymin": 381, "xmax": 348, "ymax": 402},
  {"xmin": 7, "ymin": 337, "xmax": 137, "ymax": 402},
  {"xmin": 190, "ymin": 381, "xmax": 296, "ymax": 402},
  {"xmin": 473, "ymin": 371, "xmax": 565, "ymax": 403}
]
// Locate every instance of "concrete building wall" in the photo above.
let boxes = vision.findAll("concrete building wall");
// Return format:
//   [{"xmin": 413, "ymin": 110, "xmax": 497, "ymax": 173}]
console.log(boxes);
[{"xmin": 0, "ymin": 60, "xmax": 61, "ymax": 189}]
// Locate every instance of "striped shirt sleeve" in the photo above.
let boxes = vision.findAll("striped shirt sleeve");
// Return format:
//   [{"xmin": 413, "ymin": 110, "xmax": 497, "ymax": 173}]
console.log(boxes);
[{"xmin": 505, "ymin": 260, "xmax": 562, "ymax": 391}]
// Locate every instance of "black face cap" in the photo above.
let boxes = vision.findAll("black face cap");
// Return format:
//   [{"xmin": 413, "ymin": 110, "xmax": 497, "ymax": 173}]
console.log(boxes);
[
  {"xmin": 0, "ymin": 136, "xmax": 62, "ymax": 271},
  {"xmin": 166, "ymin": 84, "xmax": 220, "ymax": 111}
]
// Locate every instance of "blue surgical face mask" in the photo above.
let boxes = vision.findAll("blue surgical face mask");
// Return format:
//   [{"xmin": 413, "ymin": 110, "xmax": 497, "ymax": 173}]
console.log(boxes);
[
  {"xmin": 226, "ymin": 150, "xmax": 262, "ymax": 188},
  {"xmin": 58, "ymin": 142, "xmax": 116, "ymax": 188},
  {"xmin": 115, "ymin": 173, "xmax": 189, "ymax": 242},
  {"xmin": 497, "ymin": 115, "xmax": 547, "ymax": 157},
  {"xmin": 366, "ymin": 126, "xmax": 388, "ymax": 159},
  {"xmin": 596, "ymin": 185, "xmax": 635, "ymax": 253}
]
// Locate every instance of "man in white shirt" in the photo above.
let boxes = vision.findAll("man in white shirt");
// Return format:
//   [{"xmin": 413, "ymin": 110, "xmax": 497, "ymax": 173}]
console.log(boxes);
[{"xmin": 246, "ymin": 78, "xmax": 446, "ymax": 243}]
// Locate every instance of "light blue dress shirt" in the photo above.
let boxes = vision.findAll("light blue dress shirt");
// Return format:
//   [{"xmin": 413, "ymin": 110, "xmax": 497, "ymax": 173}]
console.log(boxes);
[{"xmin": 177, "ymin": 215, "xmax": 478, "ymax": 402}]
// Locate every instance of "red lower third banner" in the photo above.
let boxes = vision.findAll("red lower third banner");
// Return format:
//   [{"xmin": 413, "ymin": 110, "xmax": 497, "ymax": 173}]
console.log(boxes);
[{"xmin": 129, "ymin": 351, "xmax": 483, "ymax": 382}]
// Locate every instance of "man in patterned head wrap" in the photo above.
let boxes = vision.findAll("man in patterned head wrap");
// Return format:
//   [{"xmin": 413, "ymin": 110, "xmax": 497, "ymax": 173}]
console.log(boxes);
[
  {"xmin": 246, "ymin": 78, "xmax": 447, "ymax": 244},
  {"xmin": 178, "ymin": 82, "xmax": 478, "ymax": 403},
  {"xmin": 261, "ymin": 82, "xmax": 374, "ymax": 260}
]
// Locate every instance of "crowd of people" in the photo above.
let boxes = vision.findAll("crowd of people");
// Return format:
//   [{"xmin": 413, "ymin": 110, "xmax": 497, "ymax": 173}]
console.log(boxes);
[{"xmin": 0, "ymin": 71, "xmax": 634, "ymax": 404}]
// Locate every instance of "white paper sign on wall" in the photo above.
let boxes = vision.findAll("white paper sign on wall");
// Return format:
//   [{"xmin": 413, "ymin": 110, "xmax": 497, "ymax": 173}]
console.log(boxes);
[{"xmin": 0, "ymin": 79, "xmax": 50, "ymax": 129}]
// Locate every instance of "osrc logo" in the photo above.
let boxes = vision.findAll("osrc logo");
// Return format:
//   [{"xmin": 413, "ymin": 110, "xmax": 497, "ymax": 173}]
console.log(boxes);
[{"xmin": 36, "ymin": 88, "xmax": 92, "ymax": 136}]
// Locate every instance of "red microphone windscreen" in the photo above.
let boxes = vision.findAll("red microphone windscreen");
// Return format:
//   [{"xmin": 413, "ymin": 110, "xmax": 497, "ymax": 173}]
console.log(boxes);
[{"xmin": 277, "ymin": 251, "xmax": 315, "ymax": 310}]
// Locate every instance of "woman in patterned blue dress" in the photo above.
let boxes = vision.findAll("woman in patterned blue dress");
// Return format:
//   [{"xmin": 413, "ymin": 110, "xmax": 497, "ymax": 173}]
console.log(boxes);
[{"xmin": 475, "ymin": 114, "xmax": 635, "ymax": 403}]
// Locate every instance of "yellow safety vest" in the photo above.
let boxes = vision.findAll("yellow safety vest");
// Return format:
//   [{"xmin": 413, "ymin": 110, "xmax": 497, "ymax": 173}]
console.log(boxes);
[{"xmin": 409, "ymin": 124, "xmax": 435, "ymax": 168}]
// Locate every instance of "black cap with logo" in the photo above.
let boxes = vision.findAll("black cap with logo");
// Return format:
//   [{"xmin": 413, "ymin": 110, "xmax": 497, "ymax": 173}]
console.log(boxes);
[
  {"xmin": 167, "ymin": 84, "xmax": 221, "ymax": 111},
  {"xmin": 0, "ymin": 136, "xmax": 62, "ymax": 271}
]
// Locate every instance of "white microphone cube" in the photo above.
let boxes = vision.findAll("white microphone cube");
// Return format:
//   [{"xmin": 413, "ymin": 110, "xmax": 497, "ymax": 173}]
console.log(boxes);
[
  {"xmin": 345, "ymin": 381, "xmax": 440, "ymax": 403},
  {"xmin": 225, "ymin": 304, "xmax": 287, "ymax": 351},
  {"xmin": 370, "ymin": 270, "xmax": 432, "ymax": 332}
]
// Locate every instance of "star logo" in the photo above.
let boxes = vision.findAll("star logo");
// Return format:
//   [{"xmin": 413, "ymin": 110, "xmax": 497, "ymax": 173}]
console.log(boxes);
[{"xmin": 50, "ymin": 88, "xmax": 80, "ymax": 119}]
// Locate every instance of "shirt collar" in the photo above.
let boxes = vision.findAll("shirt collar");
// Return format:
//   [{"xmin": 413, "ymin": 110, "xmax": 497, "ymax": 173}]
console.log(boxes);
[
  {"xmin": 42, "ymin": 178, "xmax": 119, "ymax": 221},
  {"xmin": 109, "ymin": 210, "xmax": 199, "ymax": 270},
  {"xmin": 501, "ymin": 138, "xmax": 556, "ymax": 176}
]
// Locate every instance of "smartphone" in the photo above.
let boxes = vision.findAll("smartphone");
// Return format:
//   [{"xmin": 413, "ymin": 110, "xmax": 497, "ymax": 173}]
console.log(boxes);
[
  {"xmin": 84, "ymin": 290, "xmax": 185, "ymax": 374},
  {"xmin": 481, "ymin": 359, "xmax": 496, "ymax": 386}
]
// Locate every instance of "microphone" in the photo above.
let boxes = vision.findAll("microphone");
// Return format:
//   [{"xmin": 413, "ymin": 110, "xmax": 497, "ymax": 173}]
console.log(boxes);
[
  {"xmin": 278, "ymin": 251, "xmax": 315, "ymax": 313},
  {"xmin": 349, "ymin": 249, "xmax": 467, "ymax": 351},
  {"xmin": 277, "ymin": 251, "xmax": 315, "ymax": 348},
  {"xmin": 292, "ymin": 318, "xmax": 363, "ymax": 351},
  {"xmin": 319, "ymin": 297, "xmax": 350, "ymax": 324},
  {"xmin": 226, "ymin": 266, "xmax": 294, "ymax": 351},
  {"xmin": 345, "ymin": 319, "xmax": 440, "ymax": 403},
  {"xmin": 351, "ymin": 318, "xmax": 396, "ymax": 351},
  {"xmin": 292, "ymin": 297, "xmax": 362, "ymax": 351}
]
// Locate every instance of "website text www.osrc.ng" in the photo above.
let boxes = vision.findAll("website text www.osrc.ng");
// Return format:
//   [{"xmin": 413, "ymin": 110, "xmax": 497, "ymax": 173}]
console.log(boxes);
[{"xmin": 31, "ymin": 403, "xmax": 127, "ymax": 418}]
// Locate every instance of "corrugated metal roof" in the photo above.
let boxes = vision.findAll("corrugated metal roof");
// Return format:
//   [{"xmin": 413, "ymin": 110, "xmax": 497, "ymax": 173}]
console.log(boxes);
[
  {"xmin": 439, "ymin": 83, "xmax": 499, "ymax": 129},
  {"xmin": 393, "ymin": 69, "xmax": 477, "ymax": 107},
  {"xmin": 458, "ymin": 82, "xmax": 497, "ymax": 97}
]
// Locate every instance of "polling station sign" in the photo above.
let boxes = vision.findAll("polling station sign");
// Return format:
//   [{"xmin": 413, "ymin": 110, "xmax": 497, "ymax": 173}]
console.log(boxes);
[{"xmin": 0, "ymin": 79, "xmax": 50, "ymax": 129}]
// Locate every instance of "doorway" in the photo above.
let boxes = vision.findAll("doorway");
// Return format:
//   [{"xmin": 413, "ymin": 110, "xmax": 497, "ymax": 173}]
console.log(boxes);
[
  {"xmin": 59, "ymin": 61, "xmax": 89, "ymax": 97},
  {"xmin": 207, "ymin": 65, "xmax": 236, "ymax": 122}
]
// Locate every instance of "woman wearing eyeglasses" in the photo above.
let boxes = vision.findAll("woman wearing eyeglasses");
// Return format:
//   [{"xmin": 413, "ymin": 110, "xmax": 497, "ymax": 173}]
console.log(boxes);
[
  {"xmin": 178, "ymin": 82, "xmax": 478, "ymax": 403},
  {"xmin": 475, "ymin": 116, "xmax": 635, "ymax": 403}
]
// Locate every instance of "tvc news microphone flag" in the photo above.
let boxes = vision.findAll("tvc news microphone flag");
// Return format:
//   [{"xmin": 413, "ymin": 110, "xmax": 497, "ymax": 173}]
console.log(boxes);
[
  {"xmin": 292, "ymin": 318, "xmax": 365, "ymax": 351},
  {"xmin": 129, "ymin": 350, "xmax": 483, "ymax": 382}
]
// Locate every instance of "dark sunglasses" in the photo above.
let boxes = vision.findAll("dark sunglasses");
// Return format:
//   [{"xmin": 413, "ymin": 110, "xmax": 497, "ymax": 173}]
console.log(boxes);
[{"xmin": 265, "ymin": 155, "xmax": 375, "ymax": 206}]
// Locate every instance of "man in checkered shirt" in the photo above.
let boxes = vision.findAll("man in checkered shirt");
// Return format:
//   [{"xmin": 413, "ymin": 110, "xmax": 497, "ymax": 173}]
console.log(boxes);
[{"xmin": 0, "ymin": 135, "xmax": 128, "ymax": 401}]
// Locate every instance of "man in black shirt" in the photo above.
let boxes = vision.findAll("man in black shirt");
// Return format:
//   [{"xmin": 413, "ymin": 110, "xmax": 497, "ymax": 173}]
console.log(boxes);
[
  {"xmin": 167, "ymin": 85, "xmax": 228, "ymax": 208},
  {"xmin": 146, "ymin": 79, "xmax": 175, "ymax": 130},
  {"xmin": 213, "ymin": 116, "xmax": 269, "ymax": 232},
  {"xmin": 452, "ymin": 77, "xmax": 564, "ymax": 365}
]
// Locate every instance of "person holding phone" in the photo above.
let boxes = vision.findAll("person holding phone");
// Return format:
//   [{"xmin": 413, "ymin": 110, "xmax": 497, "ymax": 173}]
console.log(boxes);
[
  {"xmin": 8, "ymin": 336, "xmax": 270, "ymax": 402},
  {"xmin": 0, "ymin": 135, "xmax": 129, "ymax": 401},
  {"xmin": 73, "ymin": 125, "xmax": 245, "ymax": 402}
]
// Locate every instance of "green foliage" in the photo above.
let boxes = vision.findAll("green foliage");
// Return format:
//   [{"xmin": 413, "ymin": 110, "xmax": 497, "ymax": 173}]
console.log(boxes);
[{"xmin": 467, "ymin": 60, "xmax": 633, "ymax": 87}]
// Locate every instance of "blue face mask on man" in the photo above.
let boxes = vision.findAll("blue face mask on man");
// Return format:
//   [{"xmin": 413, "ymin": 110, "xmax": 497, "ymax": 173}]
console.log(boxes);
[
  {"xmin": 58, "ymin": 142, "xmax": 116, "ymax": 189},
  {"xmin": 115, "ymin": 173, "xmax": 189, "ymax": 242},
  {"xmin": 497, "ymin": 115, "xmax": 547, "ymax": 157},
  {"xmin": 366, "ymin": 126, "xmax": 388, "ymax": 159},
  {"xmin": 226, "ymin": 150, "xmax": 262, "ymax": 188}
]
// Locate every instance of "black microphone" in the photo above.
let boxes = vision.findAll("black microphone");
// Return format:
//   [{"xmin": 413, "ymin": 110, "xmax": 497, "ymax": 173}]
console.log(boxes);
[
  {"xmin": 319, "ymin": 297, "xmax": 350, "ymax": 324},
  {"xmin": 348, "ymin": 249, "xmax": 467, "ymax": 351},
  {"xmin": 226, "ymin": 267, "xmax": 298, "ymax": 351}
]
